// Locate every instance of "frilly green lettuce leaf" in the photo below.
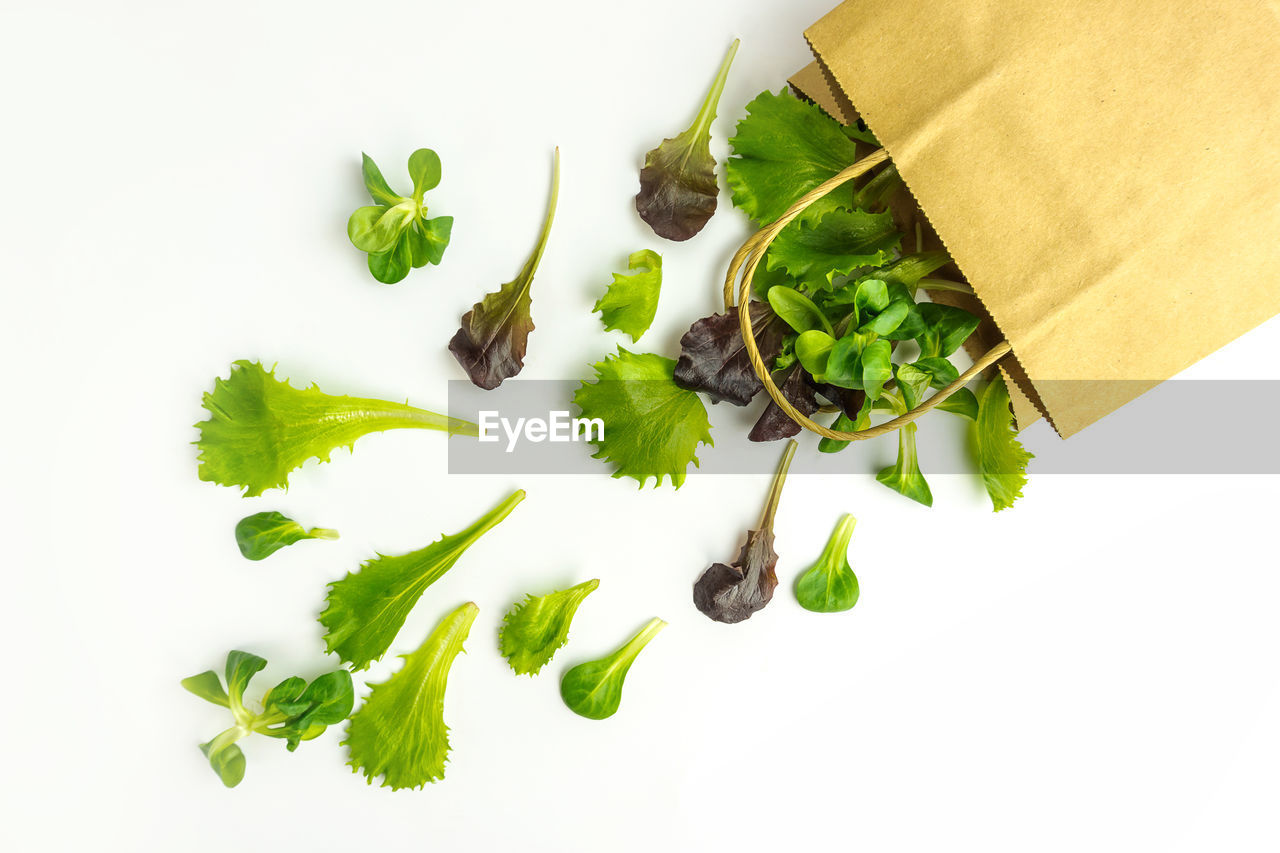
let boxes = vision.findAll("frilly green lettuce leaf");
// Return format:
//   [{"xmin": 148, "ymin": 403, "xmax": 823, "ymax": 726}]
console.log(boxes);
[
  {"xmin": 320, "ymin": 490, "xmax": 525, "ymax": 671},
  {"xmin": 975, "ymin": 377, "xmax": 1033, "ymax": 511},
  {"xmin": 344, "ymin": 602, "xmax": 479, "ymax": 789},
  {"xmin": 499, "ymin": 578, "xmax": 600, "ymax": 676},
  {"xmin": 593, "ymin": 250, "xmax": 662, "ymax": 342},
  {"xmin": 765, "ymin": 208, "xmax": 900, "ymax": 286},
  {"xmin": 573, "ymin": 348, "xmax": 713, "ymax": 488},
  {"xmin": 195, "ymin": 360, "xmax": 477, "ymax": 496}
]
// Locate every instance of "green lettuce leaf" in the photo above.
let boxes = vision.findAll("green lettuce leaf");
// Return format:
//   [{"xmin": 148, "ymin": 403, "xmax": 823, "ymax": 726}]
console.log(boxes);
[
  {"xmin": 876, "ymin": 422, "xmax": 933, "ymax": 507},
  {"xmin": 766, "ymin": 208, "xmax": 900, "ymax": 286},
  {"xmin": 560, "ymin": 617, "xmax": 666, "ymax": 720},
  {"xmin": 499, "ymin": 578, "xmax": 600, "ymax": 676},
  {"xmin": 344, "ymin": 601, "xmax": 478, "ymax": 789},
  {"xmin": 573, "ymin": 347, "xmax": 713, "ymax": 488},
  {"xmin": 234, "ymin": 511, "xmax": 338, "ymax": 560},
  {"xmin": 195, "ymin": 361, "xmax": 477, "ymax": 497},
  {"xmin": 794, "ymin": 514, "xmax": 860, "ymax": 613},
  {"xmin": 320, "ymin": 490, "xmax": 525, "ymax": 670},
  {"xmin": 347, "ymin": 150, "xmax": 453, "ymax": 284},
  {"xmin": 726, "ymin": 88, "xmax": 863, "ymax": 226},
  {"xmin": 975, "ymin": 377, "xmax": 1033, "ymax": 511},
  {"xmin": 593, "ymin": 250, "xmax": 662, "ymax": 342}
]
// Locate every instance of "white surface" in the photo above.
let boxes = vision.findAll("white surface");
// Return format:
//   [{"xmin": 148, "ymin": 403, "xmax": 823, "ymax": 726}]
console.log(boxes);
[{"xmin": 3, "ymin": 1, "xmax": 1279, "ymax": 850}]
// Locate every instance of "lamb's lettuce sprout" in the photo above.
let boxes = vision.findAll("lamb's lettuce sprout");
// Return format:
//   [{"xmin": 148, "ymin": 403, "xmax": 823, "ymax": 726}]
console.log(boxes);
[
  {"xmin": 195, "ymin": 360, "xmax": 477, "ymax": 497},
  {"xmin": 560, "ymin": 617, "xmax": 666, "ymax": 720},
  {"xmin": 500, "ymin": 578, "xmax": 600, "ymax": 676},
  {"xmin": 182, "ymin": 651, "xmax": 354, "ymax": 788},
  {"xmin": 235, "ymin": 511, "xmax": 338, "ymax": 560},
  {"xmin": 348, "ymin": 148, "xmax": 453, "ymax": 284},
  {"xmin": 794, "ymin": 514, "xmax": 861, "ymax": 613}
]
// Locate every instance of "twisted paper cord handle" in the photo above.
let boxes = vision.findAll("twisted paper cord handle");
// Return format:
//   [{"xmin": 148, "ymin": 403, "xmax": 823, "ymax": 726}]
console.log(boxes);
[{"xmin": 722, "ymin": 148, "xmax": 1012, "ymax": 441}]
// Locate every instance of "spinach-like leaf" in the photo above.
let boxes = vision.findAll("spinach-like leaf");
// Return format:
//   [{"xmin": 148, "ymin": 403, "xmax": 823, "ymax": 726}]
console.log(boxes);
[
  {"xmin": 593, "ymin": 250, "xmax": 662, "ymax": 342},
  {"xmin": 344, "ymin": 601, "xmax": 478, "ymax": 789},
  {"xmin": 767, "ymin": 285, "xmax": 832, "ymax": 335},
  {"xmin": 975, "ymin": 377, "xmax": 1033, "ymax": 511},
  {"xmin": 672, "ymin": 304, "xmax": 787, "ymax": 406},
  {"xmin": 916, "ymin": 302, "xmax": 981, "ymax": 359},
  {"xmin": 182, "ymin": 651, "xmax": 353, "ymax": 788},
  {"xmin": 748, "ymin": 363, "xmax": 821, "ymax": 442},
  {"xmin": 234, "ymin": 511, "xmax": 338, "ymax": 561},
  {"xmin": 348, "ymin": 149, "xmax": 453, "ymax": 284},
  {"xmin": 766, "ymin": 208, "xmax": 900, "ymax": 287},
  {"xmin": 635, "ymin": 40, "xmax": 738, "ymax": 241},
  {"xmin": 694, "ymin": 439, "xmax": 796, "ymax": 622},
  {"xmin": 449, "ymin": 149, "xmax": 559, "ymax": 389},
  {"xmin": 195, "ymin": 361, "xmax": 477, "ymax": 497},
  {"xmin": 500, "ymin": 578, "xmax": 600, "ymax": 676},
  {"xmin": 726, "ymin": 89, "xmax": 863, "ymax": 226},
  {"xmin": 574, "ymin": 347, "xmax": 713, "ymax": 488},
  {"xmin": 876, "ymin": 422, "xmax": 933, "ymax": 507},
  {"xmin": 794, "ymin": 514, "xmax": 860, "ymax": 613},
  {"xmin": 320, "ymin": 490, "xmax": 525, "ymax": 670},
  {"xmin": 560, "ymin": 617, "xmax": 666, "ymax": 720}
]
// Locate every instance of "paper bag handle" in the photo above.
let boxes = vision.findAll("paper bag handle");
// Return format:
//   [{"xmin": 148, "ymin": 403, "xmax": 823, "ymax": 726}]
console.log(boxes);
[{"xmin": 722, "ymin": 148, "xmax": 1011, "ymax": 441}]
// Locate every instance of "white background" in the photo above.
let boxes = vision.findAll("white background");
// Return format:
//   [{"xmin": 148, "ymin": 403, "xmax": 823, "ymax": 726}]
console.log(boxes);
[{"xmin": 3, "ymin": 1, "xmax": 1279, "ymax": 850}]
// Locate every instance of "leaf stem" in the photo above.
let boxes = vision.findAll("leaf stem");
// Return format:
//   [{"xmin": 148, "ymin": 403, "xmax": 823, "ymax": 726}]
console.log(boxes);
[
  {"xmin": 758, "ymin": 438, "xmax": 798, "ymax": 531},
  {"xmin": 455, "ymin": 489, "xmax": 526, "ymax": 547},
  {"xmin": 823, "ymin": 514, "xmax": 858, "ymax": 563},
  {"xmin": 618, "ymin": 617, "xmax": 667, "ymax": 664},
  {"xmin": 918, "ymin": 277, "xmax": 974, "ymax": 295},
  {"xmin": 521, "ymin": 148, "xmax": 561, "ymax": 281},
  {"xmin": 308, "ymin": 528, "xmax": 341, "ymax": 541},
  {"xmin": 690, "ymin": 39, "xmax": 740, "ymax": 139}
]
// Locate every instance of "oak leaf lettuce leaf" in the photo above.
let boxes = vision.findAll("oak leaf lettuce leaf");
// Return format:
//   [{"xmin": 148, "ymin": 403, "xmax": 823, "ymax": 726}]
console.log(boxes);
[
  {"xmin": 499, "ymin": 578, "xmax": 600, "ymax": 676},
  {"xmin": 573, "ymin": 348, "xmax": 712, "ymax": 489},
  {"xmin": 449, "ymin": 149, "xmax": 559, "ymax": 389},
  {"xmin": 748, "ymin": 363, "xmax": 821, "ymax": 442},
  {"xmin": 593, "ymin": 250, "xmax": 662, "ymax": 342},
  {"xmin": 560, "ymin": 617, "xmax": 666, "ymax": 720},
  {"xmin": 235, "ymin": 511, "xmax": 338, "ymax": 560},
  {"xmin": 635, "ymin": 40, "xmax": 738, "ymax": 241},
  {"xmin": 320, "ymin": 490, "xmax": 525, "ymax": 671},
  {"xmin": 195, "ymin": 360, "xmax": 477, "ymax": 497},
  {"xmin": 975, "ymin": 376, "xmax": 1033, "ymax": 511},
  {"xmin": 344, "ymin": 601, "xmax": 478, "ymax": 789}
]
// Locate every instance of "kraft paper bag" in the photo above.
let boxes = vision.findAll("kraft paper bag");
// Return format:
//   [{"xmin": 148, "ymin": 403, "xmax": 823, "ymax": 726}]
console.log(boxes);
[{"xmin": 796, "ymin": 0, "xmax": 1280, "ymax": 437}]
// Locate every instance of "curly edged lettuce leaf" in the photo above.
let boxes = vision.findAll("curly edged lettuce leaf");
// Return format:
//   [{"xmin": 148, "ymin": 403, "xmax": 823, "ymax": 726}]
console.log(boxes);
[
  {"xmin": 975, "ymin": 376, "xmax": 1033, "ymax": 511},
  {"xmin": 635, "ymin": 39, "xmax": 738, "ymax": 241},
  {"xmin": 234, "ymin": 511, "xmax": 338, "ymax": 561},
  {"xmin": 195, "ymin": 360, "xmax": 477, "ymax": 496},
  {"xmin": 449, "ymin": 148, "xmax": 559, "ymax": 389},
  {"xmin": 182, "ymin": 651, "xmax": 353, "ymax": 788},
  {"xmin": 344, "ymin": 601, "xmax": 478, "ymax": 789},
  {"xmin": 348, "ymin": 149, "xmax": 453, "ymax": 284},
  {"xmin": 593, "ymin": 250, "xmax": 663, "ymax": 342},
  {"xmin": 499, "ymin": 578, "xmax": 599, "ymax": 676},
  {"xmin": 573, "ymin": 347, "xmax": 713, "ymax": 489},
  {"xmin": 560, "ymin": 617, "xmax": 666, "ymax": 720},
  {"xmin": 766, "ymin": 207, "xmax": 901, "ymax": 287},
  {"xmin": 726, "ymin": 88, "xmax": 863, "ymax": 226},
  {"xmin": 320, "ymin": 490, "xmax": 525, "ymax": 671}
]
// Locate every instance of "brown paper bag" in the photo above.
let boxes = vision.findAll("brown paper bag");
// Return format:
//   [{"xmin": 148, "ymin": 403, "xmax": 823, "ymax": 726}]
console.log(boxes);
[{"xmin": 792, "ymin": 0, "xmax": 1280, "ymax": 437}]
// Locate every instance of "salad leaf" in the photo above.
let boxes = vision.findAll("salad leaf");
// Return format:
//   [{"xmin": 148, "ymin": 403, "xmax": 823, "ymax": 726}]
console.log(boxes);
[
  {"xmin": 348, "ymin": 149, "xmax": 453, "ymax": 284},
  {"xmin": 560, "ymin": 617, "xmax": 666, "ymax": 720},
  {"xmin": 320, "ymin": 490, "xmax": 525, "ymax": 670},
  {"xmin": 766, "ymin": 208, "xmax": 900, "ymax": 286},
  {"xmin": 794, "ymin": 514, "xmax": 860, "ymax": 613},
  {"xmin": 694, "ymin": 439, "xmax": 796, "ymax": 623},
  {"xmin": 937, "ymin": 387, "xmax": 980, "ymax": 420},
  {"xmin": 574, "ymin": 348, "xmax": 713, "ymax": 488},
  {"xmin": 635, "ymin": 39, "xmax": 738, "ymax": 241},
  {"xmin": 748, "ymin": 363, "xmax": 821, "ymax": 442},
  {"xmin": 593, "ymin": 249, "xmax": 663, "ymax": 342},
  {"xmin": 234, "ymin": 511, "xmax": 338, "ymax": 561},
  {"xmin": 975, "ymin": 377, "xmax": 1033, "ymax": 511},
  {"xmin": 499, "ymin": 578, "xmax": 600, "ymax": 676},
  {"xmin": 673, "ymin": 304, "xmax": 787, "ymax": 406},
  {"xmin": 195, "ymin": 360, "xmax": 477, "ymax": 497},
  {"xmin": 449, "ymin": 148, "xmax": 559, "ymax": 389},
  {"xmin": 345, "ymin": 601, "xmax": 478, "ymax": 789},
  {"xmin": 876, "ymin": 422, "xmax": 933, "ymax": 507},
  {"xmin": 817, "ymin": 395, "xmax": 873, "ymax": 453},
  {"xmin": 726, "ymin": 89, "xmax": 863, "ymax": 226},
  {"xmin": 767, "ymin": 286, "xmax": 832, "ymax": 335},
  {"xmin": 916, "ymin": 302, "xmax": 981, "ymax": 359},
  {"xmin": 182, "ymin": 651, "xmax": 353, "ymax": 788}
]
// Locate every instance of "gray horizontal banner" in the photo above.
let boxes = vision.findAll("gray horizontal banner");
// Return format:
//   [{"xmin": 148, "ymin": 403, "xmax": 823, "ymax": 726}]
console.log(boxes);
[{"xmin": 446, "ymin": 379, "xmax": 1280, "ymax": 476}]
